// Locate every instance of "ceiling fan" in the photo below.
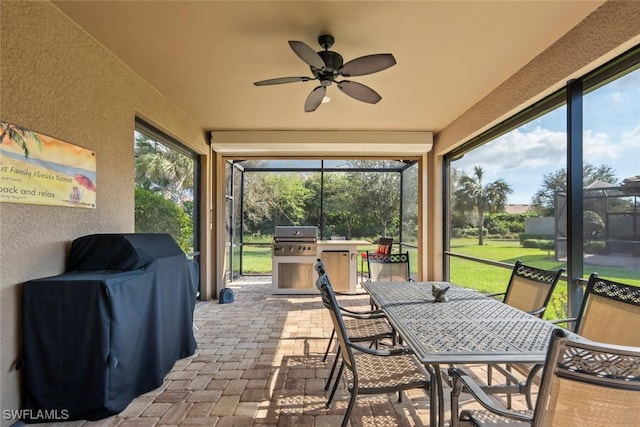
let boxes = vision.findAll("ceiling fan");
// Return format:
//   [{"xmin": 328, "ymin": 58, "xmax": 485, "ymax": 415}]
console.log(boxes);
[{"xmin": 254, "ymin": 35, "xmax": 396, "ymax": 112}]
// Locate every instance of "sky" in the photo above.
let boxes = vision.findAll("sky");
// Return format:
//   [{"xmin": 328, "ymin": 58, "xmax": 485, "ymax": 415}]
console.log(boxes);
[{"xmin": 452, "ymin": 67, "xmax": 640, "ymax": 205}]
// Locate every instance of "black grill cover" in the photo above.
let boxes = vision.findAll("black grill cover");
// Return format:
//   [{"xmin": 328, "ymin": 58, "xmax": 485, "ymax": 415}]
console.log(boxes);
[
  {"xmin": 67, "ymin": 233, "xmax": 185, "ymax": 271},
  {"xmin": 23, "ymin": 234, "xmax": 198, "ymax": 422}
]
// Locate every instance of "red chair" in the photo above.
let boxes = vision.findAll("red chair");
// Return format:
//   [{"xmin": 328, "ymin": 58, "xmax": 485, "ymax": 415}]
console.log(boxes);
[{"xmin": 359, "ymin": 237, "xmax": 393, "ymax": 282}]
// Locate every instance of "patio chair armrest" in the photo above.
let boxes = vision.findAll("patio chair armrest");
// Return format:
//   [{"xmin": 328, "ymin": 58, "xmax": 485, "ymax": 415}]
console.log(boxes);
[
  {"xmin": 527, "ymin": 306, "xmax": 546, "ymax": 317},
  {"xmin": 550, "ymin": 317, "xmax": 577, "ymax": 325},
  {"xmin": 349, "ymin": 342, "xmax": 414, "ymax": 356},
  {"xmin": 448, "ymin": 368, "xmax": 533, "ymax": 423},
  {"xmin": 341, "ymin": 306, "xmax": 384, "ymax": 315},
  {"xmin": 488, "ymin": 363, "xmax": 526, "ymax": 387},
  {"xmin": 484, "ymin": 291, "xmax": 506, "ymax": 300},
  {"xmin": 340, "ymin": 310, "xmax": 387, "ymax": 320},
  {"xmin": 340, "ymin": 306, "xmax": 385, "ymax": 316}
]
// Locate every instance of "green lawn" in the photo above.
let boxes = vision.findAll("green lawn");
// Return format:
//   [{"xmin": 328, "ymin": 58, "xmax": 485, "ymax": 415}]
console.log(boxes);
[
  {"xmin": 236, "ymin": 238, "xmax": 638, "ymax": 320},
  {"xmin": 235, "ymin": 245, "xmax": 271, "ymax": 274},
  {"xmin": 239, "ymin": 239, "xmax": 638, "ymax": 282},
  {"xmin": 449, "ymin": 238, "xmax": 640, "ymax": 321},
  {"xmin": 450, "ymin": 239, "xmax": 564, "ymax": 294},
  {"xmin": 450, "ymin": 238, "xmax": 639, "ymax": 285}
]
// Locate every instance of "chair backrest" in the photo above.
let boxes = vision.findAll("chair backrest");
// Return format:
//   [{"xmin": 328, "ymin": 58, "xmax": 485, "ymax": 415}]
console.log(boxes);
[
  {"xmin": 533, "ymin": 328, "xmax": 640, "ymax": 426},
  {"xmin": 314, "ymin": 259, "xmax": 331, "ymax": 292},
  {"xmin": 574, "ymin": 273, "xmax": 640, "ymax": 347},
  {"xmin": 367, "ymin": 252, "xmax": 411, "ymax": 282},
  {"xmin": 376, "ymin": 237, "xmax": 394, "ymax": 255},
  {"xmin": 314, "ymin": 258, "xmax": 327, "ymax": 280},
  {"xmin": 315, "ymin": 269, "xmax": 357, "ymax": 373},
  {"xmin": 503, "ymin": 261, "xmax": 564, "ymax": 317}
]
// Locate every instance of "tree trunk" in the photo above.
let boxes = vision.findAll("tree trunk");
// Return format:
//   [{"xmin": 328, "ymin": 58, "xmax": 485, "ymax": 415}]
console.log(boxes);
[{"xmin": 478, "ymin": 208, "xmax": 484, "ymax": 246}]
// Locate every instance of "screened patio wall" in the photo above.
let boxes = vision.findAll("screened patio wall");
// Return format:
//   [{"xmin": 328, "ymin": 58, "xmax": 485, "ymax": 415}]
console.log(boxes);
[{"xmin": 224, "ymin": 159, "xmax": 419, "ymax": 280}]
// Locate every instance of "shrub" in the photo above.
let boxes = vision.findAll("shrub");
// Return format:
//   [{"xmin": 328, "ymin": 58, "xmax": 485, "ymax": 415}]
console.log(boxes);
[
  {"xmin": 452, "ymin": 227, "xmax": 479, "ymax": 238},
  {"xmin": 243, "ymin": 233, "xmax": 272, "ymax": 244},
  {"xmin": 485, "ymin": 233, "xmax": 517, "ymax": 240},
  {"xmin": 584, "ymin": 240, "xmax": 607, "ymax": 254},
  {"xmin": 522, "ymin": 239, "xmax": 555, "ymax": 257},
  {"xmin": 485, "ymin": 213, "xmax": 531, "ymax": 235},
  {"xmin": 519, "ymin": 233, "xmax": 554, "ymax": 245},
  {"xmin": 522, "ymin": 239, "xmax": 554, "ymax": 250},
  {"xmin": 584, "ymin": 210, "xmax": 605, "ymax": 238},
  {"xmin": 538, "ymin": 240, "xmax": 555, "ymax": 251},
  {"xmin": 135, "ymin": 186, "xmax": 192, "ymax": 252}
]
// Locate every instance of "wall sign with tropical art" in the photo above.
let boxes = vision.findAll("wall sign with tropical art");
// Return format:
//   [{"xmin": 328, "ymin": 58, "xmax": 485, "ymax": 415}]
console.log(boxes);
[{"xmin": 0, "ymin": 121, "xmax": 96, "ymax": 208}]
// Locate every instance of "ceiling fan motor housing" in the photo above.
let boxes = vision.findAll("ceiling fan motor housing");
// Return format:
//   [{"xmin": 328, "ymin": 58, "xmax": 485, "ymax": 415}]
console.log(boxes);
[{"xmin": 316, "ymin": 51, "xmax": 343, "ymax": 75}]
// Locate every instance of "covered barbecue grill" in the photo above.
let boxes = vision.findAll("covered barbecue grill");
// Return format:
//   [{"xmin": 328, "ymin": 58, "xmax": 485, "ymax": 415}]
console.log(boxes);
[{"xmin": 22, "ymin": 233, "xmax": 198, "ymax": 422}]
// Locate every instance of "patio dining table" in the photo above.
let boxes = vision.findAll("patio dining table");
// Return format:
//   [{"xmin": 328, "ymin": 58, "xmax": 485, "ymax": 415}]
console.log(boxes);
[{"xmin": 363, "ymin": 281, "xmax": 559, "ymax": 427}]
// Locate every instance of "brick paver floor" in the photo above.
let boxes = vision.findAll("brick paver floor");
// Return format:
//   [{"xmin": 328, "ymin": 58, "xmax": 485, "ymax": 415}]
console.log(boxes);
[{"xmin": 34, "ymin": 277, "xmax": 531, "ymax": 427}]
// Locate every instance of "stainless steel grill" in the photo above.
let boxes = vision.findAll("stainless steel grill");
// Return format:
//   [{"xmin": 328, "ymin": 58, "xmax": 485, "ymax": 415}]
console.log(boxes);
[{"xmin": 272, "ymin": 226, "xmax": 318, "ymax": 257}]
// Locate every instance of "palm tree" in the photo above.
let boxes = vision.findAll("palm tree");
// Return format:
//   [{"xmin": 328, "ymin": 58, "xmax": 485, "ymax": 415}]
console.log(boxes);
[
  {"xmin": 134, "ymin": 134, "xmax": 194, "ymax": 204},
  {"xmin": 0, "ymin": 121, "xmax": 43, "ymax": 158},
  {"xmin": 454, "ymin": 166, "xmax": 513, "ymax": 245}
]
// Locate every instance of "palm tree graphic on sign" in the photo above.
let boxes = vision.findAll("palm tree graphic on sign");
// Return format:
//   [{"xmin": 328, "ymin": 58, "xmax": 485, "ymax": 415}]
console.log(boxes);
[{"xmin": 0, "ymin": 121, "xmax": 43, "ymax": 158}]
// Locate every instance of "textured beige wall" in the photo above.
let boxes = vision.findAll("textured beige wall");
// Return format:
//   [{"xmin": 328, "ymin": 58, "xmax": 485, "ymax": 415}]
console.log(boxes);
[{"xmin": 0, "ymin": 1, "xmax": 207, "ymax": 419}]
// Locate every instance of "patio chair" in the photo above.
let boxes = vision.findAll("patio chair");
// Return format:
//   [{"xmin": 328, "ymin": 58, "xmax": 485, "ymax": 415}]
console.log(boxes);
[
  {"xmin": 486, "ymin": 261, "xmax": 564, "ymax": 408},
  {"xmin": 359, "ymin": 237, "xmax": 393, "ymax": 281},
  {"xmin": 366, "ymin": 251, "xmax": 411, "ymax": 283},
  {"xmin": 449, "ymin": 328, "xmax": 640, "ymax": 427},
  {"xmin": 560, "ymin": 273, "xmax": 640, "ymax": 347},
  {"xmin": 488, "ymin": 260, "xmax": 564, "ymax": 318},
  {"xmin": 510, "ymin": 272, "xmax": 640, "ymax": 410},
  {"xmin": 313, "ymin": 260, "xmax": 395, "ymax": 395},
  {"xmin": 316, "ymin": 271, "xmax": 431, "ymax": 427},
  {"xmin": 366, "ymin": 251, "xmax": 412, "ymax": 312}
]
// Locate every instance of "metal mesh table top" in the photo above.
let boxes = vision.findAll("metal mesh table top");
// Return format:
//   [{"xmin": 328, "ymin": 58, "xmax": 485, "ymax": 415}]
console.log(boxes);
[{"xmin": 363, "ymin": 281, "xmax": 558, "ymax": 364}]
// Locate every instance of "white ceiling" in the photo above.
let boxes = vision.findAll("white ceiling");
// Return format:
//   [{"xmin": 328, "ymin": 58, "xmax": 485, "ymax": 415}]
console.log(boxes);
[{"xmin": 53, "ymin": 1, "xmax": 604, "ymax": 135}]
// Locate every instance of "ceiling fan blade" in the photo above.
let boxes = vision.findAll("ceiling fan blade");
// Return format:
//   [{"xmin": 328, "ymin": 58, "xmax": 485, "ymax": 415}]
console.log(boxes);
[
  {"xmin": 289, "ymin": 41, "xmax": 325, "ymax": 70},
  {"xmin": 340, "ymin": 53, "xmax": 396, "ymax": 77},
  {"xmin": 254, "ymin": 76, "xmax": 313, "ymax": 86},
  {"xmin": 337, "ymin": 80, "xmax": 382, "ymax": 104},
  {"xmin": 304, "ymin": 86, "xmax": 326, "ymax": 112}
]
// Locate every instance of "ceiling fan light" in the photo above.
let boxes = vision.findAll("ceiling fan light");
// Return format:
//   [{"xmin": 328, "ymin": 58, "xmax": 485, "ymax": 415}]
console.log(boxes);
[{"xmin": 322, "ymin": 96, "xmax": 330, "ymax": 104}]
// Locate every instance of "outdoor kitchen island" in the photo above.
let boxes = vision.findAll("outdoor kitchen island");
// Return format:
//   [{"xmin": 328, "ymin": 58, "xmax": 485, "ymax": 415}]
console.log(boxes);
[
  {"xmin": 317, "ymin": 239, "xmax": 370, "ymax": 294},
  {"xmin": 271, "ymin": 226, "xmax": 368, "ymax": 295}
]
